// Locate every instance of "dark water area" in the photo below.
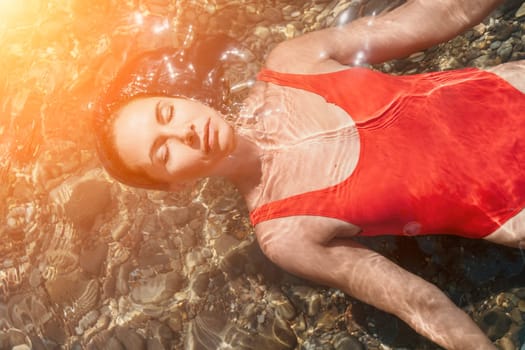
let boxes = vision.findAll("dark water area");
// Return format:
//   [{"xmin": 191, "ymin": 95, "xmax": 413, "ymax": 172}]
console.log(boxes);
[{"xmin": 1, "ymin": 0, "xmax": 525, "ymax": 349}]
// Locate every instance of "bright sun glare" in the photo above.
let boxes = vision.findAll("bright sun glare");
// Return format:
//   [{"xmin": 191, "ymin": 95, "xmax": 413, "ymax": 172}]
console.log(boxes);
[
  {"xmin": 0, "ymin": 0, "xmax": 25, "ymax": 16},
  {"xmin": 0, "ymin": 0, "xmax": 41, "ymax": 26}
]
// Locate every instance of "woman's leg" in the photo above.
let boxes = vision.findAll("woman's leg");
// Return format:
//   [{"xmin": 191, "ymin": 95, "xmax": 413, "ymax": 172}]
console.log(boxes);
[
  {"xmin": 484, "ymin": 59, "xmax": 525, "ymax": 93},
  {"xmin": 484, "ymin": 209, "xmax": 525, "ymax": 248}
]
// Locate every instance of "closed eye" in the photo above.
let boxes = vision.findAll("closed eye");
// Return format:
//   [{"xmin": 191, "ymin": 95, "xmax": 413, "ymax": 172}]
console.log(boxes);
[
  {"xmin": 161, "ymin": 143, "xmax": 170, "ymax": 165},
  {"xmin": 156, "ymin": 100, "xmax": 174, "ymax": 124},
  {"xmin": 167, "ymin": 104, "xmax": 174, "ymax": 123},
  {"xmin": 152, "ymin": 100, "xmax": 172, "ymax": 168},
  {"xmin": 150, "ymin": 135, "xmax": 169, "ymax": 167},
  {"xmin": 154, "ymin": 141, "xmax": 170, "ymax": 166},
  {"xmin": 155, "ymin": 100, "xmax": 163, "ymax": 124}
]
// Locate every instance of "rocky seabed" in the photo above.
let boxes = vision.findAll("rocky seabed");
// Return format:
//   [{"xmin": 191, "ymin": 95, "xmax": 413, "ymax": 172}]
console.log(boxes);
[{"xmin": 1, "ymin": 0, "xmax": 525, "ymax": 349}]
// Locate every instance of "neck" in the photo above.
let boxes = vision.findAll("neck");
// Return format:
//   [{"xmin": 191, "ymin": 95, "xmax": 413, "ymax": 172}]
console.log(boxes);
[{"xmin": 213, "ymin": 130, "xmax": 263, "ymax": 198}]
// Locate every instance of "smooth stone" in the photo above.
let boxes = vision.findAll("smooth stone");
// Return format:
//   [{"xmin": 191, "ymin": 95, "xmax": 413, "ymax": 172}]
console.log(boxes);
[
  {"xmin": 85, "ymin": 330, "xmax": 111, "ymax": 350},
  {"xmin": 111, "ymin": 220, "xmax": 130, "ymax": 241},
  {"xmin": 28, "ymin": 268, "xmax": 43, "ymax": 288},
  {"xmin": 307, "ymin": 293, "xmax": 322, "ymax": 317},
  {"xmin": 167, "ymin": 313, "xmax": 184, "ymax": 333},
  {"xmin": 114, "ymin": 327, "xmax": 146, "ymax": 350},
  {"xmin": 149, "ymin": 320, "xmax": 175, "ymax": 341},
  {"xmin": 159, "ymin": 206, "xmax": 190, "ymax": 227},
  {"xmin": 316, "ymin": 307, "xmax": 340, "ymax": 332},
  {"xmin": 186, "ymin": 310, "xmax": 227, "ymax": 350},
  {"xmin": 295, "ymin": 314, "xmax": 308, "ymax": 333},
  {"xmin": 517, "ymin": 2, "xmax": 525, "ymax": 18},
  {"xmin": 490, "ymin": 40, "xmax": 502, "ymax": 49},
  {"xmin": 494, "ymin": 23, "xmax": 514, "ymax": 41},
  {"xmin": 138, "ymin": 240, "xmax": 169, "ymax": 267},
  {"xmin": 408, "ymin": 51, "xmax": 425, "ymax": 62},
  {"xmin": 212, "ymin": 230, "xmax": 241, "ymax": 256},
  {"xmin": 105, "ymin": 337, "xmax": 125, "ymax": 350},
  {"xmin": 185, "ymin": 251, "xmax": 204, "ymax": 272},
  {"xmin": 263, "ymin": 7, "xmax": 283, "ymax": 22},
  {"xmin": 469, "ymin": 54, "xmax": 491, "ymax": 68},
  {"xmin": 64, "ymin": 179, "xmax": 111, "ymax": 229},
  {"xmin": 498, "ymin": 336, "xmax": 516, "ymax": 350},
  {"xmin": 333, "ymin": 332, "xmax": 364, "ymax": 350},
  {"xmin": 481, "ymin": 309, "xmax": 512, "ymax": 341},
  {"xmin": 272, "ymin": 316, "xmax": 298, "ymax": 349},
  {"xmin": 79, "ymin": 243, "xmax": 108, "ymax": 275},
  {"xmin": 191, "ymin": 270, "xmax": 212, "ymax": 297},
  {"xmin": 12, "ymin": 345, "xmax": 31, "ymax": 350},
  {"xmin": 518, "ymin": 299, "xmax": 525, "ymax": 312},
  {"xmin": 497, "ymin": 42, "xmax": 513, "ymax": 61},
  {"xmin": 6, "ymin": 328, "xmax": 27, "ymax": 347},
  {"xmin": 42, "ymin": 318, "xmax": 67, "ymax": 345},
  {"xmin": 28, "ymin": 336, "xmax": 47, "ymax": 350},
  {"xmin": 116, "ymin": 261, "xmax": 133, "ymax": 295},
  {"xmin": 219, "ymin": 247, "xmax": 249, "ymax": 278},
  {"xmin": 513, "ymin": 289, "xmax": 525, "ymax": 299},
  {"xmin": 439, "ymin": 56, "xmax": 462, "ymax": 70},
  {"xmin": 510, "ymin": 308, "xmax": 523, "ymax": 323},
  {"xmin": 140, "ymin": 215, "xmax": 160, "ymax": 235},
  {"xmin": 301, "ymin": 339, "xmax": 332, "ymax": 350},
  {"xmin": 221, "ymin": 325, "xmax": 258, "ymax": 349},
  {"xmin": 77, "ymin": 310, "xmax": 100, "ymax": 335},
  {"xmin": 130, "ymin": 271, "xmax": 185, "ymax": 304},
  {"xmin": 210, "ymin": 196, "xmax": 238, "ymax": 214},
  {"xmin": 146, "ymin": 338, "xmax": 165, "ymax": 350},
  {"xmin": 473, "ymin": 23, "xmax": 486, "ymax": 35},
  {"xmin": 272, "ymin": 297, "xmax": 297, "ymax": 321},
  {"xmin": 189, "ymin": 218, "xmax": 203, "ymax": 232},
  {"xmin": 179, "ymin": 226, "xmax": 198, "ymax": 249}
]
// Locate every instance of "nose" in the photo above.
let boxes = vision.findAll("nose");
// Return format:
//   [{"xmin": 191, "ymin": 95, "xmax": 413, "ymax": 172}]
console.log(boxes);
[
  {"xmin": 182, "ymin": 124, "xmax": 196, "ymax": 146},
  {"xmin": 162, "ymin": 122, "xmax": 196, "ymax": 146}
]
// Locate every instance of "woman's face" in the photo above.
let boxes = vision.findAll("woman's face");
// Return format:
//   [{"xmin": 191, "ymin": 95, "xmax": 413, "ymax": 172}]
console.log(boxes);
[{"xmin": 112, "ymin": 96, "xmax": 236, "ymax": 187}]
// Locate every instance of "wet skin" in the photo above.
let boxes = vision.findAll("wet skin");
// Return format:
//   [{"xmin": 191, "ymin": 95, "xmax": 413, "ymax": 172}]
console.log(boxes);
[{"xmin": 112, "ymin": 97, "xmax": 236, "ymax": 186}]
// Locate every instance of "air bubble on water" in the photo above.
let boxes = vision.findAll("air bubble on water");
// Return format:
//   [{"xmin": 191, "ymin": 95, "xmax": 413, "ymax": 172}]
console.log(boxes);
[
  {"xmin": 153, "ymin": 19, "xmax": 170, "ymax": 34},
  {"xmin": 353, "ymin": 50, "xmax": 366, "ymax": 66},
  {"xmin": 133, "ymin": 11, "xmax": 144, "ymax": 26},
  {"xmin": 403, "ymin": 221, "xmax": 422, "ymax": 236},
  {"xmin": 336, "ymin": 11, "xmax": 351, "ymax": 27}
]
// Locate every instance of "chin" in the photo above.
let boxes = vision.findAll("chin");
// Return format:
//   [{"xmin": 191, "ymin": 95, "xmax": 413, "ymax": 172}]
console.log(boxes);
[{"xmin": 217, "ymin": 125, "xmax": 235, "ymax": 155}]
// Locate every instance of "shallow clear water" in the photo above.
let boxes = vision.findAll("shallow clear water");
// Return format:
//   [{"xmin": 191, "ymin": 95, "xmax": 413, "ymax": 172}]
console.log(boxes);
[{"xmin": 1, "ymin": 0, "xmax": 524, "ymax": 349}]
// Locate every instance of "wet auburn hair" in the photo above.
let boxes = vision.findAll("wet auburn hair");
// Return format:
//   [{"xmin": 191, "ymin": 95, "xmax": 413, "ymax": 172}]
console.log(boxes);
[{"xmin": 92, "ymin": 34, "xmax": 235, "ymax": 190}]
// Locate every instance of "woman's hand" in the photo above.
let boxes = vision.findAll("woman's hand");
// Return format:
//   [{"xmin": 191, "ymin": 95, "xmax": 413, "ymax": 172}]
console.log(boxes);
[
  {"xmin": 266, "ymin": 0, "xmax": 503, "ymax": 73},
  {"xmin": 255, "ymin": 216, "xmax": 496, "ymax": 350}
]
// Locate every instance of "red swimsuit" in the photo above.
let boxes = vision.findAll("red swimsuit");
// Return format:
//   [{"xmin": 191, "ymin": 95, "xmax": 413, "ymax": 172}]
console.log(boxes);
[{"xmin": 250, "ymin": 67, "xmax": 525, "ymax": 238}]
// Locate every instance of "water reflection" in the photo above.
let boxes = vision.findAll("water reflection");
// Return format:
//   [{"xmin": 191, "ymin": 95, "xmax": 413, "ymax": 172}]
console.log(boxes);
[{"xmin": 1, "ymin": 0, "xmax": 524, "ymax": 349}]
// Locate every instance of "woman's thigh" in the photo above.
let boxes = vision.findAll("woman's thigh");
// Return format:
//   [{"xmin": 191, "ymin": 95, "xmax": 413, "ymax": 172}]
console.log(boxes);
[
  {"xmin": 484, "ymin": 59, "xmax": 525, "ymax": 93},
  {"xmin": 484, "ymin": 209, "xmax": 525, "ymax": 248}
]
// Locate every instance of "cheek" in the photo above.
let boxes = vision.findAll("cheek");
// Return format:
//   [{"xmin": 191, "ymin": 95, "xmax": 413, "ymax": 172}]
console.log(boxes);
[{"xmin": 165, "ymin": 145, "xmax": 203, "ymax": 173}]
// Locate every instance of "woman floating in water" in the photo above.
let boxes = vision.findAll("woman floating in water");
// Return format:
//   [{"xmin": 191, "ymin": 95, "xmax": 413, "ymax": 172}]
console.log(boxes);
[{"xmin": 93, "ymin": 0, "xmax": 524, "ymax": 348}]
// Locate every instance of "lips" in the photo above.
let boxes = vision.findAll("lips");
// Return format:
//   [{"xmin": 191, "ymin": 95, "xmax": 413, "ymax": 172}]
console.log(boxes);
[{"xmin": 203, "ymin": 118, "xmax": 211, "ymax": 153}]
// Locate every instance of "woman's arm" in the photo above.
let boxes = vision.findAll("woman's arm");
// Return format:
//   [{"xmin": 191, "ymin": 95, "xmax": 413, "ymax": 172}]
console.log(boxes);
[
  {"xmin": 255, "ymin": 217, "xmax": 496, "ymax": 350},
  {"xmin": 266, "ymin": 0, "xmax": 503, "ymax": 72}
]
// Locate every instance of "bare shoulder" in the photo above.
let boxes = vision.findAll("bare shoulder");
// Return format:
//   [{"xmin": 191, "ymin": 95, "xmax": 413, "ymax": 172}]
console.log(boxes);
[
  {"xmin": 253, "ymin": 215, "xmax": 358, "ymax": 270},
  {"xmin": 254, "ymin": 215, "xmax": 359, "ymax": 249},
  {"xmin": 264, "ymin": 28, "xmax": 349, "ymax": 75}
]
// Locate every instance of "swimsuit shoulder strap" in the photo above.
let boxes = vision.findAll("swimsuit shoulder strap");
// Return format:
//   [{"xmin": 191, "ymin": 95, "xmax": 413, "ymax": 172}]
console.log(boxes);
[{"xmin": 256, "ymin": 67, "xmax": 413, "ymax": 124}]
